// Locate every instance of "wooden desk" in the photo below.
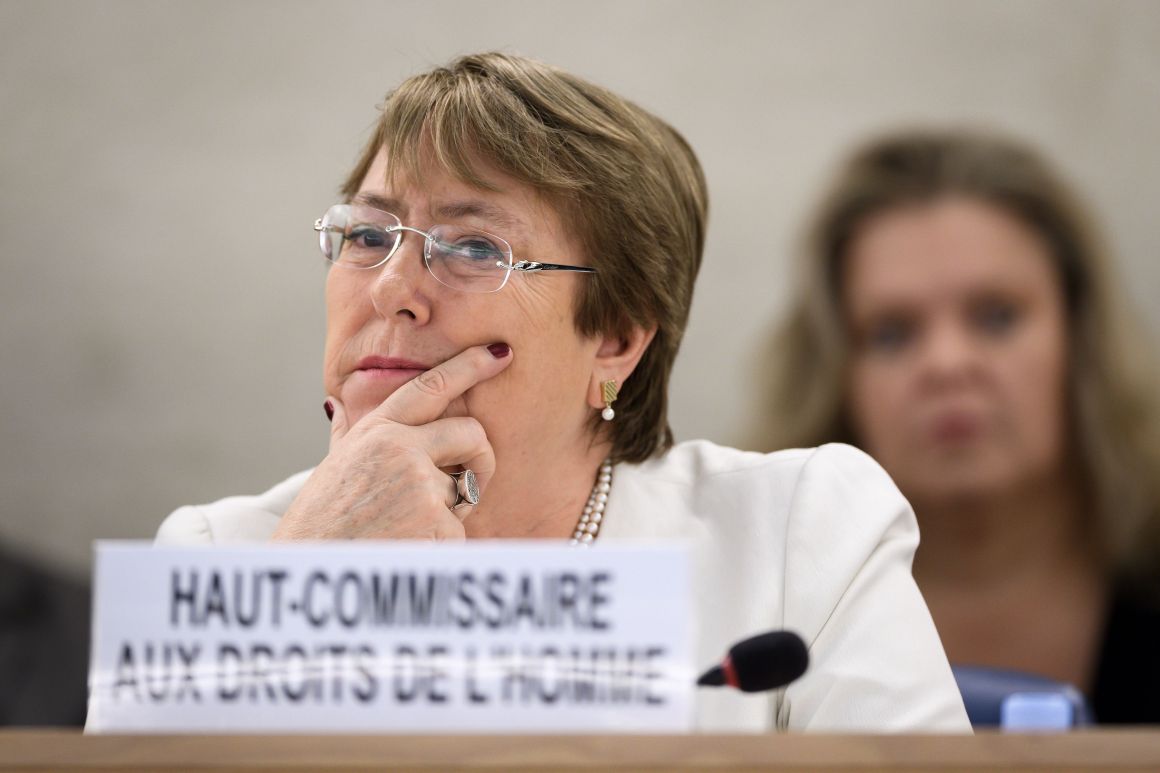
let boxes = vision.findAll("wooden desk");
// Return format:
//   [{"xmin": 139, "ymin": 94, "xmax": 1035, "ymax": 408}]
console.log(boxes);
[{"xmin": 2, "ymin": 729, "xmax": 1159, "ymax": 772}]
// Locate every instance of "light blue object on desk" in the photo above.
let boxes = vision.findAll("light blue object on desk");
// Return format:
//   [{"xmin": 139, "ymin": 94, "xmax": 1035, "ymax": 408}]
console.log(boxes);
[
  {"xmin": 1001, "ymin": 692, "xmax": 1078, "ymax": 731},
  {"xmin": 951, "ymin": 664, "xmax": 1093, "ymax": 730}
]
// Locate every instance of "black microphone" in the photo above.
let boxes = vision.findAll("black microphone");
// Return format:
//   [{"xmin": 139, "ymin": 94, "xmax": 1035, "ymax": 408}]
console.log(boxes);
[{"xmin": 697, "ymin": 630, "xmax": 809, "ymax": 693}]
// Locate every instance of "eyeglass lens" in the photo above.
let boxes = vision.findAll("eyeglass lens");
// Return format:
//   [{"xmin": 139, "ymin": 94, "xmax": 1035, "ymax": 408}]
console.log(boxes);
[{"xmin": 320, "ymin": 204, "xmax": 513, "ymax": 293}]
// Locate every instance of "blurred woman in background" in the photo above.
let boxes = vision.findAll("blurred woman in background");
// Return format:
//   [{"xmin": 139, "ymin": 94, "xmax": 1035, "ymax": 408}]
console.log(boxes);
[{"xmin": 760, "ymin": 129, "xmax": 1160, "ymax": 722}]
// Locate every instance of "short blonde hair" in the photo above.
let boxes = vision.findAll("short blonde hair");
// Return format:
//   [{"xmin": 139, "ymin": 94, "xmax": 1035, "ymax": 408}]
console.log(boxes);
[
  {"xmin": 760, "ymin": 128, "xmax": 1160, "ymax": 585},
  {"xmin": 341, "ymin": 53, "xmax": 708, "ymax": 464}
]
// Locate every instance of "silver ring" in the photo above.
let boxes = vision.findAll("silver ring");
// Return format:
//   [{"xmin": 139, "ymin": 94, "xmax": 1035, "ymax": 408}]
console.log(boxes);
[{"xmin": 449, "ymin": 469, "xmax": 479, "ymax": 509}]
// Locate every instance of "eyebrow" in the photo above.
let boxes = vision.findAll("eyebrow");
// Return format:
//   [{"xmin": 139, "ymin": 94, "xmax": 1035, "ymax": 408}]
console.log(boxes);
[
  {"xmin": 351, "ymin": 192, "xmax": 403, "ymax": 212},
  {"xmin": 351, "ymin": 193, "xmax": 526, "ymax": 235},
  {"xmin": 436, "ymin": 201, "xmax": 526, "ymax": 234}
]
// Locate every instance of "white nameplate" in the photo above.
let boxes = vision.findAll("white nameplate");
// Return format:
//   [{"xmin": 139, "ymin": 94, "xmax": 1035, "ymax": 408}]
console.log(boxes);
[{"xmin": 87, "ymin": 541, "xmax": 693, "ymax": 733}]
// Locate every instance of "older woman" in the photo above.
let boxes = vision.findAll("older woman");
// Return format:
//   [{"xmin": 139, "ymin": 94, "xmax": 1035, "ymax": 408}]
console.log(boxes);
[
  {"xmin": 158, "ymin": 53, "xmax": 968, "ymax": 732},
  {"xmin": 760, "ymin": 129, "xmax": 1160, "ymax": 723}
]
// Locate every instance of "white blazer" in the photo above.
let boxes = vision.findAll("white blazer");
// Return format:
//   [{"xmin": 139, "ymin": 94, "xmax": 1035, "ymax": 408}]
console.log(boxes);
[{"xmin": 157, "ymin": 441, "xmax": 971, "ymax": 733}]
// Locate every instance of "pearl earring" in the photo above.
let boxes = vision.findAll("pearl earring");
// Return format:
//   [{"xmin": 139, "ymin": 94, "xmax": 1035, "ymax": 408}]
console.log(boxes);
[{"xmin": 601, "ymin": 379, "xmax": 618, "ymax": 421}]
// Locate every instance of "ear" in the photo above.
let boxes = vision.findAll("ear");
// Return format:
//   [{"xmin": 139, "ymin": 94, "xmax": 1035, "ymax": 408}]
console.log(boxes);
[{"xmin": 586, "ymin": 325, "xmax": 658, "ymax": 411}]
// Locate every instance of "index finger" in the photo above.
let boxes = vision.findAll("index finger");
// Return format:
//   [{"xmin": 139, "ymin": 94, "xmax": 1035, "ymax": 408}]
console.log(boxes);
[{"xmin": 373, "ymin": 343, "xmax": 513, "ymax": 426}]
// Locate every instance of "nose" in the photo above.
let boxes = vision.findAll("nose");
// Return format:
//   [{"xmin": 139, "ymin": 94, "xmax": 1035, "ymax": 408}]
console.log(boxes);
[
  {"xmin": 917, "ymin": 319, "xmax": 982, "ymax": 387},
  {"xmin": 369, "ymin": 230, "xmax": 432, "ymax": 324}
]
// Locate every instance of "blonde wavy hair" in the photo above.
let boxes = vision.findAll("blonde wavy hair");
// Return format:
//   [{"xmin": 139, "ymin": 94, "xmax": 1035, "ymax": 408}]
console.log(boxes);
[{"xmin": 759, "ymin": 128, "xmax": 1160, "ymax": 586}]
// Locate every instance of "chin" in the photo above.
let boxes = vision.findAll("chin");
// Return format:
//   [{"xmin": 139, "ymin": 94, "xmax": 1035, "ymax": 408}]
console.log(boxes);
[
  {"xmin": 338, "ymin": 382, "xmax": 401, "ymax": 425},
  {"xmin": 902, "ymin": 458, "xmax": 1025, "ymax": 506}
]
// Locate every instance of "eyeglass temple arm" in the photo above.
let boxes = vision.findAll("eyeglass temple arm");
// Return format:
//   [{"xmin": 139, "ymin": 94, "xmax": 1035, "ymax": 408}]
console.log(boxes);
[{"xmin": 510, "ymin": 260, "xmax": 597, "ymax": 274}]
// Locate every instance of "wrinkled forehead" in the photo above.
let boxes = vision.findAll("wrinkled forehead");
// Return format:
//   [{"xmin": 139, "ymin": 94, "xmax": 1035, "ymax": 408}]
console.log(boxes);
[{"xmin": 354, "ymin": 145, "xmax": 577, "ymax": 248}]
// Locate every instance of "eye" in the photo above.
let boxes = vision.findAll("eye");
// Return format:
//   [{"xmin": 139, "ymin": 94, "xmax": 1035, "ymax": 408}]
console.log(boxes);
[
  {"xmin": 862, "ymin": 316, "xmax": 915, "ymax": 354},
  {"xmin": 972, "ymin": 298, "xmax": 1021, "ymax": 336},
  {"xmin": 347, "ymin": 225, "xmax": 391, "ymax": 250},
  {"xmin": 437, "ymin": 235, "xmax": 506, "ymax": 262}
]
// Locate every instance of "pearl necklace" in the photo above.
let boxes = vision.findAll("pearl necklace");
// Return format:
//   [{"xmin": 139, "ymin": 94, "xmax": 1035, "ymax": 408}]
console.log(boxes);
[{"xmin": 570, "ymin": 458, "xmax": 612, "ymax": 547}]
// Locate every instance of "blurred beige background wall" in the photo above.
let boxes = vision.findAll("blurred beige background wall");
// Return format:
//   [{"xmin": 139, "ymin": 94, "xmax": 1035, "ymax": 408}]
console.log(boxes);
[{"xmin": 2, "ymin": 0, "xmax": 1158, "ymax": 577}]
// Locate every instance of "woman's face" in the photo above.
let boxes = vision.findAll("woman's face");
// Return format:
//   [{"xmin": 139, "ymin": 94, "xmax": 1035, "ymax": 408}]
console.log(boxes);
[
  {"xmin": 323, "ymin": 149, "xmax": 601, "ymax": 468},
  {"xmin": 843, "ymin": 196, "xmax": 1070, "ymax": 506}
]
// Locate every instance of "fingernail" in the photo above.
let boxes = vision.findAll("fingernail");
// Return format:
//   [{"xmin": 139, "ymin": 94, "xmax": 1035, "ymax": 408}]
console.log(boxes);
[
  {"xmin": 323, "ymin": 400, "xmax": 334, "ymax": 422},
  {"xmin": 487, "ymin": 342, "xmax": 511, "ymax": 358}
]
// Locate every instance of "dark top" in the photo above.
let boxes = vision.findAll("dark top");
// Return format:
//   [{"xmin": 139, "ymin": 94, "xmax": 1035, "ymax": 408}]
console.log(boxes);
[
  {"xmin": 1091, "ymin": 583, "xmax": 1160, "ymax": 724},
  {"xmin": 0, "ymin": 547, "xmax": 90, "ymax": 726}
]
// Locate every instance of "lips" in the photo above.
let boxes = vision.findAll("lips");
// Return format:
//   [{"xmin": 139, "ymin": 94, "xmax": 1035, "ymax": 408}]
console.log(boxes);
[
  {"xmin": 928, "ymin": 412, "xmax": 984, "ymax": 444},
  {"xmin": 348, "ymin": 356, "xmax": 431, "ymax": 390},
  {"xmin": 355, "ymin": 356, "xmax": 431, "ymax": 372}
]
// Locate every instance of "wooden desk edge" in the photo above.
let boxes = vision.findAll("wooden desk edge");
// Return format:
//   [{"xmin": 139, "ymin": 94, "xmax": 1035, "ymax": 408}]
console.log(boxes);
[{"xmin": 3, "ymin": 729, "xmax": 1159, "ymax": 771}]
